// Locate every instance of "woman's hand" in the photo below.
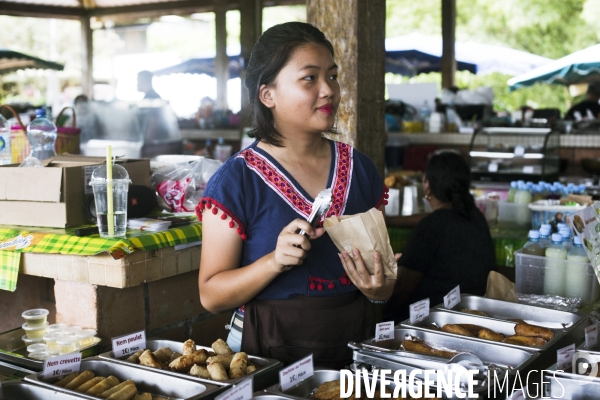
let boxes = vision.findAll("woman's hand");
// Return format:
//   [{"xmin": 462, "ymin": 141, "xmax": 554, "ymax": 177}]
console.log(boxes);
[
  {"xmin": 272, "ymin": 219, "xmax": 325, "ymax": 272},
  {"xmin": 339, "ymin": 249, "xmax": 402, "ymax": 301}
]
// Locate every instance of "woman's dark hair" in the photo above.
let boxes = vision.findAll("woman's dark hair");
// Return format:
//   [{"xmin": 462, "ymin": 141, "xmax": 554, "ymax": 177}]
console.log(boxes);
[
  {"xmin": 244, "ymin": 22, "xmax": 335, "ymax": 146},
  {"xmin": 425, "ymin": 150, "xmax": 476, "ymax": 218}
]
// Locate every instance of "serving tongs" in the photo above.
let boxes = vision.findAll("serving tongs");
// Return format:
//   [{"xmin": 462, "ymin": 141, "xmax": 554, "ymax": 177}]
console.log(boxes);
[{"xmin": 298, "ymin": 188, "xmax": 333, "ymax": 236}]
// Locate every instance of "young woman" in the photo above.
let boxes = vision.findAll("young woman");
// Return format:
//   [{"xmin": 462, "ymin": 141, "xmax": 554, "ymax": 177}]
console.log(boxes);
[{"xmin": 197, "ymin": 22, "xmax": 396, "ymax": 368}]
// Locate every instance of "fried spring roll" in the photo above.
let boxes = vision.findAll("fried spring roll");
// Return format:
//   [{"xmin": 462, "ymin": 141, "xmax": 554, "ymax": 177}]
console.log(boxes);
[
  {"xmin": 246, "ymin": 364, "xmax": 258, "ymax": 374},
  {"xmin": 56, "ymin": 372, "xmax": 79, "ymax": 387},
  {"xmin": 169, "ymin": 355, "xmax": 195, "ymax": 372},
  {"xmin": 153, "ymin": 347, "xmax": 173, "ymax": 364},
  {"xmin": 106, "ymin": 384, "xmax": 138, "ymax": 400},
  {"xmin": 460, "ymin": 309, "xmax": 489, "ymax": 317},
  {"xmin": 457, "ymin": 324, "xmax": 487, "ymax": 335},
  {"xmin": 75, "ymin": 376, "xmax": 105, "ymax": 393},
  {"xmin": 182, "ymin": 339, "xmax": 196, "ymax": 356},
  {"xmin": 207, "ymin": 354, "xmax": 234, "ymax": 371},
  {"xmin": 86, "ymin": 376, "xmax": 120, "ymax": 395},
  {"xmin": 190, "ymin": 364, "xmax": 211, "ymax": 379},
  {"xmin": 441, "ymin": 324, "xmax": 474, "ymax": 337},
  {"xmin": 139, "ymin": 349, "xmax": 163, "ymax": 369},
  {"xmin": 207, "ymin": 360, "xmax": 229, "ymax": 381},
  {"xmin": 515, "ymin": 323, "xmax": 555, "ymax": 341},
  {"xmin": 478, "ymin": 328, "xmax": 505, "ymax": 342},
  {"xmin": 504, "ymin": 335, "xmax": 547, "ymax": 347},
  {"xmin": 211, "ymin": 338, "xmax": 233, "ymax": 356},
  {"xmin": 99, "ymin": 380, "xmax": 135, "ymax": 398},
  {"xmin": 402, "ymin": 338, "xmax": 457, "ymax": 359},
  {"xmin": 229, "ymin": 352, "xmax": 248, "ymax": 379},
  {"xmin": 126, "ymin": 349, "xmax": 145, "ymax": 363},
  {"xmin": 65, "ymin": 370, "xmax": 95, "ymax": 389},
  {"xmin": 133, "ymin": 394, "xmax": 152, "ymax": 400}
]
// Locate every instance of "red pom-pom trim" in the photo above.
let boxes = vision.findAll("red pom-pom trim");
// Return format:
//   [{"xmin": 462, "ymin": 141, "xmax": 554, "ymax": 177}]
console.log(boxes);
[
  {"xmin": 212, "ymin": 207, "xmax": 218, "ymax": 215},
  {"xmin": 237, "ymin": 227, "xmax": 242, "ymax": 235},
  {"xmin": 229, "ymin": 221, "xmax": 235, "ymax": 228},
  {"xmin": 340, "ymin": 277, "xmax": 348, "ymax": 285},
  {"xmin": 328, "ymin": 282, "xmax": 335, "ymax": 289},
  {"xmin": 241, "ymin": 233, "xmax": 247, "ymax": 240},
  {"xmin": 317, "ymin": 284, "xmax": 323, "ymax": 291},
  {"xmin": 383, "ymin": 200, "xmax": 388, "ymax": 205},
  {"xmin": 220, "ymin": 213, "xmax": 227, "ymax": 220},
  {"xmin": 309, "ymin": 282, "xmax": 316, "ymax": 290},
  {"xmin": 206, "ymin": 202, "xmax": 212, "ymax": 209}
]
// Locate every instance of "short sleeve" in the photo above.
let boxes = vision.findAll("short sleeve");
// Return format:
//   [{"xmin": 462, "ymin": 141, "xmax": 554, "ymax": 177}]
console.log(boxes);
[{"xmin": 399, "ymin": 215, "xmax": 439, "ymax": 273}]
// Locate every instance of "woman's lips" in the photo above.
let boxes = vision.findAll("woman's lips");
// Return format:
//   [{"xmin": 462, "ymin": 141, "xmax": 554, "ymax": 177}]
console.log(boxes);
[{"xmin": 317, "ymin": 104, "xmax": 334, "ymax": 114}]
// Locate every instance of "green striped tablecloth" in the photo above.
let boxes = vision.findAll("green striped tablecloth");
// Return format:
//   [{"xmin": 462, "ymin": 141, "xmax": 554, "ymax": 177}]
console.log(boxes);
[{"xmin": 0, "ymin": 219, "xmax": 202, "ymax": 291}]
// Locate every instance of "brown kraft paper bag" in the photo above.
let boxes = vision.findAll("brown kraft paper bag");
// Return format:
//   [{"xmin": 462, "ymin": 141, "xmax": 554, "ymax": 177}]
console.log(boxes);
[
  {"xmin": 484, "ymin": 271, "xmax": 518, "ymax": 303},
  {"xmin": 323, "ymin": 208, "xmax": 397, "ymax": 279}
]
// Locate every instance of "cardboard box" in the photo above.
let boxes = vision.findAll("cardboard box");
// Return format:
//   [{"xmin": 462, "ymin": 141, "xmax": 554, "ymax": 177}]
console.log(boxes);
[{"xmin": 0, "ymin": 155, "xmax": 151, "ymax": 228}]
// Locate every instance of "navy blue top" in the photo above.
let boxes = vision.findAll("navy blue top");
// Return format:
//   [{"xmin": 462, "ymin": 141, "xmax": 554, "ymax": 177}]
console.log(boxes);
[{"xmin": 197, "ymin": 139, "xmax": 385, "ymax": 300}]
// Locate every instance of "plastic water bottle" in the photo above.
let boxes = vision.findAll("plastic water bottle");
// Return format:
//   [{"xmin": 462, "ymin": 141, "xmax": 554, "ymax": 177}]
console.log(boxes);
[
  {"xmin": 565, "ymin": 236, "xmax": 591, "ymax": 300},
  {"xmin": 521, "ymin": 230, "xmax": 545, "ymax": 256},
  {"xmin": 559, "ymin": 227, "xmax": 573, "ymax": 251},
  {"xmin": 420, "ymin": 100, "xmax": 431, "ymax": 132},
  {"xmin": 27, "ymin": 109, "xmax": 57, "ymax": 161},
  {"xmin": 543, "ymin": 233, "xmax": 567, "ymax": 297},
  {"xmin": 507, "ymin": 181, "xmax": 518, "ymax": 202},
  {"xmin": 539, "ymin": 226, "xmax": 552, "ymax": 248},
  {"xmin": 0, "ymin": 113, "xmax": 11, "ymax": 165}
]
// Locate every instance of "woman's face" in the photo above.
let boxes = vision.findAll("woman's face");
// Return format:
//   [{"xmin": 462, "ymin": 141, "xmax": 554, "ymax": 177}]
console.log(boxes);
[{"xmin": 261, "ymin": 42, "xmax": 341, "ymax": 136}]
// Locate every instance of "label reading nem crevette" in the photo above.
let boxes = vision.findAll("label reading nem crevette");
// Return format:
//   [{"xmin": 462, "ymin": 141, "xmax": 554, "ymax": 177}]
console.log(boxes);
[{"xmin": 43, "ymin": 352, "xmax": 82, "ymax": 380}]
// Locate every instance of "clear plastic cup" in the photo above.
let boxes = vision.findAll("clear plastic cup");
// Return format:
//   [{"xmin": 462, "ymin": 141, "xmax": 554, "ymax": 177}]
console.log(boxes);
[
  {"xmin": 90, "ymin": 164, "xmax": 131, "ymax": 238},
  {"xmin": 27, "ymin": 343, "xmax": 47, "ymax": 353},
  {"xmin": 21, "ymin": 309, "xmax": 49, "ymax": 327},
  {"xmin": 75, "ymin": 329, "xmax": 97, "ymax": 349},
  {"xmin": 28, "ymin": 351, "xmax": 49, "ymax": 360},
  {"xmin": 43, "ymin": 332, "xmax": 63, "ymax": 354},
  {"xmin": 62, "ymin": 326, "xmax": 82, "ymax": 337},
  {"xmin": 56, "ymin": 337, "xmax": 78, "ymax": 354},
  {"xmin": 47, "ymin": 323, "xmax": 67, "ymax": 333},
  {"xmin": 22, "ymin": 335, "xmax": 43, "ymax": 346},
  {"xmin": 22, "ymin": 322, "xmax": 48, "ymax": 339}
]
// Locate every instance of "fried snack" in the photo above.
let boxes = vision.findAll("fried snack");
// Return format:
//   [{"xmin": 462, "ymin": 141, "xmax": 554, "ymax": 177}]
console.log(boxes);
[
  {"xmin": 106, "ymin": 384, "xmax": 138, "ymax": 400},
  {"xmin": 134, "ymin": 394, "xmax": 152, "ymax": 400},
  {"xmin": 170, "ymin": 351, "xmax": 182, "ymax": 361},
  {"xmin": 126, "ymin": 349, "xmax": 144, "ymax": 363},
  {"xmin": 461, "ymin": 309, "xmax": 489, "ymax": 317},
  {"xmin": 182, "ymin": 339, "xmax": 196, "ymax": 356},
  {"xmin": 190, "ymin": 364, "xmax": 211, "ymax": 379},
  {"xmin": 247, "ymin": 364, "xmax": 258, "ymax": 374},
  {"xmin": 211, "ymin": 338, "xmax": 234, "ymax": 356},
  {"xmin": 100, "ymin": 380, "xmax": 135, "ymax": 398},
  {"xmin": 402, "ymin": 338, "xmax": 457, "ymax": 359},
  {"xmin": 65, "ymin": 370, "xmax": 95, "ymax": 389},
  {"xmin": 56, "ymin": 371, "xmax": 79, "ymax": 387},
  {"xmin": 207, "ymin": 354, "xmax": 234, "ymax": 371},
  {"xmin": 478, "ymin": 328, "xmax": 505, "ymax": 342},
  {"xmin": 441, "ymin": 324, "xmax": 475, "ymax": 337},
  {"xmin": 515, "ymin": 323, "xmax": 555, "ymax": 341},
  {"xmin": 86, "ymin": 376, "xmax": 120, "ymax": 395},
  {"xmin": 190, "ymin": 349, "xmax": 208, "ymax": 365},
  {"xmin": 229, "ymin": 352, "xmax": 248, "ymax": 379},
  {"xmin": 169, "ymin": 355, "xmax": 195, "ymax": 373},
  {"xmin": 457, "ymin": 324, "xmax": 487, "ymax": 335},
  {"xmin": 504, "ymin": 335, "xmax": 547, "ymax": 347},
  {"xmin": 75, "ymin": 376, "xmax": 105, "ymax": 393},
  {"xmin": 153, "ymin": 347, "xmax": 173, "ymax": 364},
  {"xmin": 139, "ymin": 350, "xmax": 163, "ymax": 369},
  {"xmin": 509, "ymin": 318, "xmax": 526, "ymax": 325},
  {"xmin": 207, "ymin": 359, "xmax": 229, "ymax": 381},
  {"xmin": 313, "ymin": 380, "xmax": 340, "ymax": 400}
]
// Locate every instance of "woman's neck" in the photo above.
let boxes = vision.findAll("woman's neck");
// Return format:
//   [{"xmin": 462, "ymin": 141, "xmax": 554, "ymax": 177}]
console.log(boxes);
[
  {"xmin": 429, "ymin": 197, "xmax": 452, "ymax": 212},
  {"xmin": 260, "ymin": 133, "xmax": 328, "ymax": 165}
]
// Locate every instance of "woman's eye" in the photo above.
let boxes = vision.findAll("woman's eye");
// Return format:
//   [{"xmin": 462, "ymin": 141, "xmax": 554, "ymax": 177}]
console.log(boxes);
[
  {"xmin": 303, "ymin": 75, "xmax": 315, "ymax": 81},
  {"xmin": 330, "ymin": 74, "xmax": 338, "ymax": 81}
]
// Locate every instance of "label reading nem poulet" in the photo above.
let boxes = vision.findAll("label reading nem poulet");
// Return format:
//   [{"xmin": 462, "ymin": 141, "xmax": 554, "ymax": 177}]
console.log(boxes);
[
  {"xmin": 375, "ymin": 321, "xmax": 395, "ymax": 342},
  {"xmin": 557, "ymin": 343, "xmax": 576, "ymax": 371},
  {"xmin": 409, "ymin": 298, "xmax": 430, "ymax": 324},
  {"xmin": 43, "ymin": 352, "xmax": 82, "ymax": 380},
  {"xmin": 279, "ymin": 354, "xmax": 314, "ymax": 392},
  {"xmin": 215, "ymin": 377, "xmax": 253, "ymax": 400},
  {"xmin": 443, "ymin": 285, "xmax": 461, "ymax": 309},
  {"xmin": 111, "ymin": 330, "xmax": 146, "ymax": 358}
]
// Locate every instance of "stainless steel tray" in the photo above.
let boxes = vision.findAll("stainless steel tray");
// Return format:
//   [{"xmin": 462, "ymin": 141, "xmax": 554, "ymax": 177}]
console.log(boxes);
[
  {"xmin": 0, "ymin": 327, "xmax": 102, "ymax": 371},
  {"xmin": 99, "ymin": 339, "xmax": 283, "ymax": 390},
  {"xmin": 0, "ymin": 359, "xmax": 36, "ymax": 383},
  {"xmin": 358, "ymin": 327, "xmax": 538, "ymax": 372},
  {"xmin": 437, "ymin": 294, "xmax": 585, "ymax": 329},
  {"xmin": 24, "ymin": 357, "xmax": 224, "ymax": 400},
  {"xmin": 543, "ymin": 368, "xmax": 600, "ymax": 399},
  {"xmin": 1, "ymin": 380, "xmax": 88, "ymax": 399},
  {"xmin": 577, "ymin": 340, "xmax": 600, "ymax": 357},
  {"xmin": 401, "ymin": 309, "xmax": 564, "ymax": 352}
]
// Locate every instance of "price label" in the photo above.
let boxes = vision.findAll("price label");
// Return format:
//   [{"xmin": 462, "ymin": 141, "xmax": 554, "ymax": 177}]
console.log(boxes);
[
  {"xmin": 43, "ymin": 352, "xmax": 82, "ymax": 380},
  {"xmin": 585, "ymin": 324, "xmax": 598, "ymax": 350},
  {"xmin": 279, "ymin": 354, "xmax": 314, "ymax": 392},
  {"xmin": 409, "ymin": 298, "xmax": 430, "ymax": 324},
  {"xmin": 443, "ymin": 285, "xmax": 461, "ymax": 309},
  {"xmin": 557, "ymin": 343, "xmax": 576, "ymax": 371},
  {"xmin": 375, "ymin": 321, "xmax": 394, "ymax": 342},
  {"xmin": 111, "ymin": 330, "xmax": 146, "ymax": 358},
  {"xmin": 215, "ymin": 377, "xmax": 253, "ymax": 400}
]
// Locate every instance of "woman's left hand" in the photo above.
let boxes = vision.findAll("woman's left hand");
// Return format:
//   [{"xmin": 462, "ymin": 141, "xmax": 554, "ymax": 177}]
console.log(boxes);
[{"xmin": 339, "ymin": 249, "xmax": 401, "ymax": 301}]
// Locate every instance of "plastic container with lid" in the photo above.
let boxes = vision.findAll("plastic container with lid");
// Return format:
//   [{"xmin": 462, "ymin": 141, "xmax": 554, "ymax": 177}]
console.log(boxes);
[
  {"xmin": 565, "ymin": 236, "xmax": 592, "ymax": 300},
  {"xmin": 47, "ymin": 323, "xmax": 67, "ymax": 333},
  {"xmin": 522, "ymin": 230, "xmax": 545, "ymax": 257},
  {"xmin": 22, "ymin": 322, "xmax": 48, "ymax": 339},
  {"xmin": 21, "ymin": 309, "xmax": 49, "ymax": 327},
  {"xmin": 62, "ymin": 326, "xmax": 82, "ymax": 337},
  {"xmin": 56, "ymin": 336, "xmax": 78, "ymax": 354},
  {"xmin": 27, "ymin": 343, "xmax": 47, "ymax": 353},
  {"xmin": 543, "ymin": 233, "xmax": 567, "ymax": 297},
  {"xmin": 27, "ymin": 108, "xmax": 57, "ymax": 161},
  {"xmin": 559, "ymin": 227, "xmax": 573, "ymax": 251},
  {"xmin": 28, "ymin": 351, "xmax": 49, "ymax": 360},
  {"xmin": 22, "ymin": 335, "xmax": 44, "ymax": 346},
  {"xmin": 43, "ymin": 332, "xmax": 64, "ymax": 354},
  {"xmin": 76, "ymin": 329, "xmax": 97, "ymax": 348},
  {"xmin": 539, "ymin": 227, "xmax": 552, "ymax": 248}
]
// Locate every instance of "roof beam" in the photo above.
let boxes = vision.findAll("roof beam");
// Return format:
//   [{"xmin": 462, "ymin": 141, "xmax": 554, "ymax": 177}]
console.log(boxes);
[{"xmin": 0, "ymin": 2, "xmax": 85, "ymax": 19}]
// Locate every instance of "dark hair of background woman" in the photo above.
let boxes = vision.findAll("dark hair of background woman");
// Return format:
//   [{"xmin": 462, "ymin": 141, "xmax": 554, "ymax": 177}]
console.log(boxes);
[
  {"xmin": 244, "ymin": 22, "xmax": 336, "ymax": 147},
  {"xmin": 425, "ymin": 151, "xmax": 476, "ymax": 218}
]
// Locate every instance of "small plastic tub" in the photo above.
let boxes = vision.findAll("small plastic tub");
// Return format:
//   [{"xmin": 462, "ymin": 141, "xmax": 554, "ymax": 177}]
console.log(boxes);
[
  {"xmin": 21, "ymin": 309, "xmax": 49, "ymax": 327},
  {"xmin": 47, "ymin": 323, "xmax": 67, "ymax": 333},
  {"xmin": 22, "ymin": 322, "xmax": 48, "ymax": 339},
  {"xmin": 62, "ymin": 326, "xmax": 81, "ymax": 337},
  {"xmin": 56, "ymin": 336, "xmax": 77, "ymax": 354},
  {"xmin": 22, "ymin": 335, "xmax": 43, "ymax": 346},
  {"xmin": 28, "ymin": 351, "xmax": 49, "ymax": 360},
  {"xmin": 75, "ymin": 329, "xmax": 96, "ymax": 348},
  {"xmin": 27, "ymin": 343, "xmax": 47, "ymax": 353},
  {"xmin": 43, "ymin": 332, "xmax": 63, "ymax": 354}
]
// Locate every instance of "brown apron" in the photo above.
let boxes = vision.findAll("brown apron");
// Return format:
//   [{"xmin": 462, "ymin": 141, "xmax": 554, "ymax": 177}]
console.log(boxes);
[{"xmin": 241, "ymin": 290, "xmax": 372, "ymax": 369}]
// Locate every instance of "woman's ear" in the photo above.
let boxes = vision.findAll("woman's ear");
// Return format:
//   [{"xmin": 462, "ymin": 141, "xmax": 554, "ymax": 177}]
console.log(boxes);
[{"xmin": 259, "ymin": 84, "xmax": 275, "ymax": 108}]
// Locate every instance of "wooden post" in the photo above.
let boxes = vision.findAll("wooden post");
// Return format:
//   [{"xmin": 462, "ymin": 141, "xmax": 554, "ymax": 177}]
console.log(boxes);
[
  {"xmin": 215, "ymin": 4, "xmax": 229, "ymax": 111},
  {"xmin": 80, "ymin": 15, "xmax": 93, "ymax": 98},
  {"xmin": 441, "ymin": 0, "xmax": 456, "ymax": 89},
  {"xmin": 307, "ymin": 0, "xmax": 386, "ymax": 176},
  {"xmin": 239, "ymin": 0, "xmax": 262, "ymax": 132}
]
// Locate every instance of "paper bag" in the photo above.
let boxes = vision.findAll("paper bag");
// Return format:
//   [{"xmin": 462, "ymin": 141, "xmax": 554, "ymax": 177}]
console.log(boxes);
[
  {"xmin": 323, "ymin": 208, "xmax": 397, "ymax": 279},
  {"xmin": 484, "ymin": 271, "xmax": 518, "ymax": 302}
]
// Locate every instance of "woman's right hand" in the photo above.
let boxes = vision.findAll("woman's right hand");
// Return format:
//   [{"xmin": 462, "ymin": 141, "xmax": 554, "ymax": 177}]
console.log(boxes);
[{"xmin": 272, "ymin": 219, "xmax": 325, "ymax": 272}]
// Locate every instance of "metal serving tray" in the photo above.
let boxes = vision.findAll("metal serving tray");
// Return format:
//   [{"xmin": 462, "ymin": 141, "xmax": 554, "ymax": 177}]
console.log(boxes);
[
  {"xmin": 0, "ymin": 327, "xmax": 102, "ymax": 371},
  {"xmin": 576, "ymin": 340, "xmax": 600, "ymax": 358},
  {"xmin": 0, "ymin": 359, "xmax": 36, "ymax": 383},
  {"xmin": 358, "ymin": 327, "xmax": 538, "ymax": 372},
  {"xmin": 99, "ymin": 339, "xmax": 283, "ymax": 390},
  {"xmin": 1, "ymin": 381, "xmax": 89, "ymax": 399},
  {"xmin": 401, "ymin": 309, "xmax": 564, "ymax": 353},
  {"xmin": 543, "ymin": 368, "xmax": 600, "ymax": 399},
  {"xmin": 437, "ymin": 295, "xmax": 585, "ymax": 330},
  {"xmin": 24, "ymin": 357, "xmax": 224, "ymax": 400}
]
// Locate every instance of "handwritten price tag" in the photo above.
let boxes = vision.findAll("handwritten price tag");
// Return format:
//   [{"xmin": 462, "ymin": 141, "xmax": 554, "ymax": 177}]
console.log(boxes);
[
  {"xmin": 586, "ymin": 324, "xmax": 598, "ymax": 350},
  {"xmin": 557, "ymin": 343, "xmax": 576, "ymax": 371},
  {"xmin": 375, "ymin": 321, "xmax": 394, "ymax": 342},
  {"xmin": 43, "ymin": 352, "xmax": 82, "ymax": 380},
  {"xmin": 279, "ymin": 354, "xmax": 314, "ymax": 392},
  {"xmin": 409, "ymin": 298, "xmax": 430, "ymax": 324},
  {"xmin": 443, "ymin": 285, "xmax": 461, "ymax": 309},
  {"xmin": 111, "ymin": 330, "xmax": 146, "ymax": 358},
  {"xmin": 216, "ymin": 377, "xmax": 253, "ymax": 400}
]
